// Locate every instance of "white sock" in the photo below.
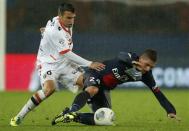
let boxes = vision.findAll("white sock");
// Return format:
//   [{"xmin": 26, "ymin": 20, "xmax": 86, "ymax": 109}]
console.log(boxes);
[{"xmin": 16, "ymin": 90, "xmax": 46, "ymax": 119}]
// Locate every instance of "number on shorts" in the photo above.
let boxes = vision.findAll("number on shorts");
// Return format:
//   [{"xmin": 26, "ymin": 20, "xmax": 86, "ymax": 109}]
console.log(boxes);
[
  {"xmin": 47, "ymin": 70, "xmax": 52, "ymax": 75},
  {"xmin": 89, "ymin": 77, "xmax": 100, "ymax": 84},
  {"xmin": 89, "ymin": 77, "xmax": 95, "ymax": 82}
]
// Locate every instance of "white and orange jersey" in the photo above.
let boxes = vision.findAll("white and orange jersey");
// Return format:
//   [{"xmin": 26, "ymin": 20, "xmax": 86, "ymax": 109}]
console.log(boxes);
[
  {"xmin": 36, "ymin": 16, "xmax": 92, "ymax": 92},
  {"xmin": 37, "ymin": 16, "xmax": 74, "ymax": 67}
]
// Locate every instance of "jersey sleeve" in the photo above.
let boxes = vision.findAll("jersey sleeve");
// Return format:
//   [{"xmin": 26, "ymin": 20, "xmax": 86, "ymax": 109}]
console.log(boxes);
[
  {"xmin": 64, "ymin": 51, "xmax": 92, "ymax": 66},
  {"xmin": 142, "ymin": 71, "xmax": 176, "ymax": 115},
  {"xmin": 141, "ymin": 70, "xmax": 156, "ymax": 89},
  {"xmin": 117, "ymin": 52, "xmax": 132, "ymax": 66}
]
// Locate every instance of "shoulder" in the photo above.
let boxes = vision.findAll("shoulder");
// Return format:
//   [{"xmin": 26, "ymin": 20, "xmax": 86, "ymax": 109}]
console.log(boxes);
[
  {"xmin": 128, "ymin": 52, "xmax": 139, "ymax": 61},
  {"xmin": 117, "ymin": 52, "xmax": 131, "ymax": 62},
  {"xmin": 45, "ymin": 17, "xmax": 62, "ymax": 33},
  {"xmin": 45, "ymin": 26, "xmax": 63, "ymax": 39},
  {"xmin": 117, "ymin": 52, "xmax": 139, "ymax": 62},
  {"xmin": 143, "ymin": 70, "xmax": 153, "ymax": 77},
  {"xmin": 142, "ymin": 70, "xmax": 156, "ymax": 88},
  {"xmin": 142, "ymin": 70, "xmax": 155, "ymax": 82},
  {"xmin": 116, "ymin": 52, "xmax": 135, "ymax": 68}
]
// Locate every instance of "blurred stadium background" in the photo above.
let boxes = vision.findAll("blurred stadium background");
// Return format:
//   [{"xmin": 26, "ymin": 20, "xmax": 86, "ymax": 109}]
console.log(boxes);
[{"xmin": 1, "ymin": 0, "xmax": 189, "ymax": 91}]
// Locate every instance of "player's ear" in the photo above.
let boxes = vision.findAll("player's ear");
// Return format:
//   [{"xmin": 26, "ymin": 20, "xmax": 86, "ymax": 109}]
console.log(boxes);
[{"xmin": 40, "ymin": 27, "xmax": 45, "ymax": 33}]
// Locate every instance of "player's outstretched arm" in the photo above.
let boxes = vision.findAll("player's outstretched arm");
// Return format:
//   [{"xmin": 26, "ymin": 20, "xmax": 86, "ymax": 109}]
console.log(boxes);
[
  {"xmin": 150, "ymin": 88, "xmax": 181, "ymax": 121},
  {"xmin": 142, "ymin": 71, "xmax": 180, "ymax": 121},
  {"xmin": 151, "ymin": 88, "xmax": 176, "ymax": 114},
  {"xmin": 64, "ymin": 51, "xmax": 105, "ymax": 71}
]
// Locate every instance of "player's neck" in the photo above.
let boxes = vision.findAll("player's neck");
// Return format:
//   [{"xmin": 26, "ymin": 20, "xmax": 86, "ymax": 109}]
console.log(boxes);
[{"xmin": 58, "ymin": 17, "xmax": 71, "ymax": 35}]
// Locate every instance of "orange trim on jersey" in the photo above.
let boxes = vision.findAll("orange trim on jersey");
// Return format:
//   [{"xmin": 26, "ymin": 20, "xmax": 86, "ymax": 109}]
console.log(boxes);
[
  {"xmin": 58, "ymin": 17, "xmax": 71, "ymax": 35},
  {"xmin": 50, "ymin": 55, "xmax": 56, "ymax": 60},
  {"xmin": 59, "ymin": 49, "xmax": 70, "ymax": 55}
]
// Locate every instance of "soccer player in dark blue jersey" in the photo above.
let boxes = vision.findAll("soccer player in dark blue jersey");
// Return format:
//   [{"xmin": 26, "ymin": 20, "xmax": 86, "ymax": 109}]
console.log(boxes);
[{"xmin": 52, "ymin": 49, "xmax": 179, "ymax": 125}]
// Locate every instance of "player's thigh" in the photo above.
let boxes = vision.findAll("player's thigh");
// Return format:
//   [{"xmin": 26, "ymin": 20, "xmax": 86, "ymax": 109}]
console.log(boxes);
[
  {"xmin": 43, "ymin": 80, "xmax": 56, "ymax": 97},
  {"xmin": 39, "ymin": 66, "xmax": 57, "ymax": 93},
  {"xmin": 56, "ymin": 64, "xmax": 83, "ymax": 93},
  {"xmin": 83, "ymin": 70, "xmax": 101, "ymax": 96}
]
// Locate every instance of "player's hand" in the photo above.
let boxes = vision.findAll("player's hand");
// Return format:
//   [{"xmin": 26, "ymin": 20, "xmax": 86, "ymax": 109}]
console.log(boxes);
[
  {"xmin": 90, "ymin": 62, "xmax": 105, "ymax": 71},
  {"xmin": 132, "ymin": 61, "xmax": 142, "ymax": 66},
  {"xmin": 132, "ymin": 61, "xmax": 142, "ymax": 70},
  {"xmin": 167, "ymin": 113, "xmax": 181, "ymax": 122}
]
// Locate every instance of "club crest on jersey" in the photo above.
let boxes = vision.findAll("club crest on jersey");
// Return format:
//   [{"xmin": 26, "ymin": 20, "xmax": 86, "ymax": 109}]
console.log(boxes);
[
  {"xmin": 58, "ymin": 26, "xmax": 61, "ymax": 31},
  {"xmin": 59, "ymin": 39, "xmax": 65, "ymax": 45}
]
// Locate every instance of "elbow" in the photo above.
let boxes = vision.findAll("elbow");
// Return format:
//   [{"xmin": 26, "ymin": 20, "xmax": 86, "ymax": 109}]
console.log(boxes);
[{"xmin": 152, "ymin": 87, "xmax": 160, "ymax": 93}]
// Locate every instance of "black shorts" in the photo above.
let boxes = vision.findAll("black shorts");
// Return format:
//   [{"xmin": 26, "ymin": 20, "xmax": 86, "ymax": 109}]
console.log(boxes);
[{"xmin": 83, "ymin": 69, "xmax": 101, "ymax": 89}]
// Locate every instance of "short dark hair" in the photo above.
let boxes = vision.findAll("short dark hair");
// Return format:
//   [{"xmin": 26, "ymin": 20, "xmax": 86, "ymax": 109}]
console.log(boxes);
[
  {"xmin": 142, "ymin": 49, "xmax": 157, "ymax": 62},
  {"xmin": 58, "ymin": 3, "xmax": 75, "ymax": 16}
]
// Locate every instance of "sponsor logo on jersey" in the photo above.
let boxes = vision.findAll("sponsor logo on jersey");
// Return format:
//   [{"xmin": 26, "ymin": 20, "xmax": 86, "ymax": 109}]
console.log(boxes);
[
  {"xmin": 112, "ymin": 68, "xmax": 129, "ymax": 82},
  {"xmin": 72, "ymin": 69, "xmax": 78, "ymax": 74}
]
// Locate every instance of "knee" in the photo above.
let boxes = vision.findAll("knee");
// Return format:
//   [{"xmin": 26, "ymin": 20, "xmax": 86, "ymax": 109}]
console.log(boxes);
[
  {"xmin": 43, "ymin": 80, "xmax": 56, "ymax": 97},
  {"xmin": 44, "ymin": 87, "xmax": 55, "ymax": 97},
  {"xmin": 85, "ymin": 86, "xmax": 99, "ymax": 97}
]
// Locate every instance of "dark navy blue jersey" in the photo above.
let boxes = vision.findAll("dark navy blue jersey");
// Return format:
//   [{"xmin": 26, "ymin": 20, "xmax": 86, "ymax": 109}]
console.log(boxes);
[
  {"xmin": 83, "ymin": 52, "xmax": 176, "ymax": 115},
  {"xmin": 83, "ymin": 52, "xmax": 156, "ymax": 90}
]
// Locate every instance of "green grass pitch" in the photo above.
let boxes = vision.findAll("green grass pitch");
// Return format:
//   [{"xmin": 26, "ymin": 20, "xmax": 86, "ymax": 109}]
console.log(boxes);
[{"xmin": 0, "ymin": 89, "xmax": 188, "ymax": 131}]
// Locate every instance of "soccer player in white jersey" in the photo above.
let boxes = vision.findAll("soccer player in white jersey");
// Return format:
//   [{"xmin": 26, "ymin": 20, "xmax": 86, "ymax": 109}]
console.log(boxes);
[{"xmin": 10, "ymin": 3, "xmax": 105, "ymax": 126}]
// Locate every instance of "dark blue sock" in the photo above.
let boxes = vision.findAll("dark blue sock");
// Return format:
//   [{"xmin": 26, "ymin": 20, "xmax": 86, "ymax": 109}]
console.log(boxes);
[
  {"xmin": 77, "ymin": 113, "xmax": 95, "ymax": 125},
  {"xmin": 69, "ymin": 91, "xmax": 91, "ymax": 112}
]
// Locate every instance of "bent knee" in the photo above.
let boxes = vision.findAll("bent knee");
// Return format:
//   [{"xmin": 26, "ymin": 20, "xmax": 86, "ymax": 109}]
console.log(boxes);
[
  {"xmin": 43, "ymin": 80, "xmax": 56, "ymax": 97},
  {"xmin": 85, "ymin": 86, "xmax": 99, "ymax": 96}
]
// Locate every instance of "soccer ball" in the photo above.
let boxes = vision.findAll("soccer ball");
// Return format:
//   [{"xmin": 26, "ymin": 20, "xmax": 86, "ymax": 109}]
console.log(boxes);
[{"xmin": 94, "ymin": 108, "xmax": 115, "ymax": 125}]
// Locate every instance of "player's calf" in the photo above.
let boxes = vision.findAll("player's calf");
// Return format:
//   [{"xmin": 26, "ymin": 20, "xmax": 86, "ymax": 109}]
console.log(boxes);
[{"xmin": 10, "ymin": 89, "xmax": 50, "ymax": 126}]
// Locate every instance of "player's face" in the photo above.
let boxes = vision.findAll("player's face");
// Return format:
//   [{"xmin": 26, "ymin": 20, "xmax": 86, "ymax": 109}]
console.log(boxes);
[
  {"xmin": 60, "ymin": 11, "xmax": 76, "ymax": 28},
  {"xmin": 138, "ymin": 56, "xmax": 155, "ymax": 74}
]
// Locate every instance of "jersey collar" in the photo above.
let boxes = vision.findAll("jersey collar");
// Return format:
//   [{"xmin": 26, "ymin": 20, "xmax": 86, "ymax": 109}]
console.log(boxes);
[{"xmin": 58, "ymin": 17, "xmax": 71, "ymax": 35}]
